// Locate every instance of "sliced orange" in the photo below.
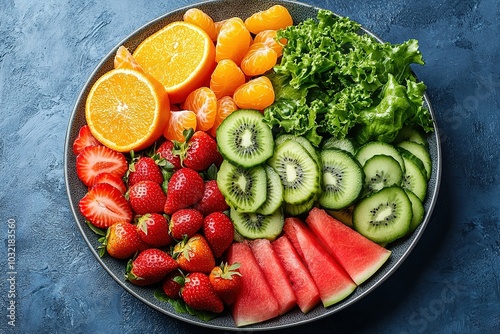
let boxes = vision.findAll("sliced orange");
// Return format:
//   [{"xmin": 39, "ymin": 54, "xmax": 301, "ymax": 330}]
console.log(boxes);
[
  {"xmin": 183, "ymin": 8, "xmax": 217, "ymax": 41},
  {"xmin": 240, "ymin": 42, "xmax": 278, "ymax": 77},
  {"xmin": 163, "ymin": 110, "xmax": 197, "ymax": 142},
  {"xmin": 253, "ymin": 30, "xmax": 286, "ymax": 57},
  {"xmin": 210, "ymin": 59, "xmax": 246, "ymax": 99},
  {"xmin": 210, "ymin": 96, "xmax": 239, "ymax": 137},
  {"xmin": 244, "ymin": 5, "xmax": 293, "ymax": 34},
  {"xmin": 233, "ymin": 76, "xmax": 275, "ymax": 110},
  {"xmin": 113, "ymin": 46, "xmax": 145, "ymax": 72},
  {"xmin": 132, "ymin": 21, "xmax": 216, "ymax": 104},
  {"xmin": 85, "ymin": 68, "xmax": 170, "ymax": 153},
  {"xmin": 215, "ymin": 18, "xmax": 252, "ymax": 65},
  {"xmin": 182, "ymin": 87, "xmax": 217, "ymax": 131}
]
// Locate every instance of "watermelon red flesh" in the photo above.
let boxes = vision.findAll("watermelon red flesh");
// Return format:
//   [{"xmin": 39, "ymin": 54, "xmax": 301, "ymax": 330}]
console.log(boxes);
[
  {"xmin": 226, "ymin": 242, "xmax": 280, "ymax": 327},
  {"xmin": 306, "ymin": 207, "xmax": 392, "ymax": 285},
  {"xmin": 284, "ymin": 218, "xmax": 357, "ymax": 307},
  {"xmin": 249, "ymin": 238, "xmax": 297, "ymax": 315},
  {"xmin": 272, "ymin": 235, "xmax": 321, "ymax": 314}
]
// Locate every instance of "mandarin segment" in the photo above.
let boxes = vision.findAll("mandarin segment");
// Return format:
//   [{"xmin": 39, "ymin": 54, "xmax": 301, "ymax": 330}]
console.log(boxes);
[
  {"xmin": 210, "ymin": 96, "xmax": 239, "ymax": 137},
  {"xmin": 215, "ymin": 18, "xmax": 252, "ymax": 65},
  {"xmin": 210, "ymin": 59, "xmax": 246, "ymax": 99},
  {"xmin": 233, "ymin": 76, "xmax": 275, "ymax": 110},
  {"xmin": 244, "ymin": 5, "xmax": 293, "ymax": 34},
  {"xmin": 182, "ymin": 87, "xmax": 218, "ymax": 132},
  {"xmin": 240, "ymin": 42, "xmax": 278, "ymax": 77},
  {"xmin": 253, "ymin": 30, "xmax": 286, "ymax": 57},
  {"xmin": 114, "ymin": 46, "xmax": 145, "ymax": 72},
  {"xmin": 132, "ymin": 21, "xmax": 216, "ymax": 104},
  {"xmin": 163, "ymin": 110, "xmax": 197, "ymax": 142},
  {"xmin": 183, "ymin": 8, "xmax": 218, "ymax": 41}
]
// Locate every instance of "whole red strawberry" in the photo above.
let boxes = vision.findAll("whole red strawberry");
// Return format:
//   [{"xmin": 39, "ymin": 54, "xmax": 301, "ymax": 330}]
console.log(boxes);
[
  {"xmin": 76, "ymin": 145, "xmax": 128, "ymax": 186},
  {"xmin": 193, "ymin": 180, "xmax": 229, "ymax": 216},
  {"xmin": 136, "ymin": 213, "xmax": 172, "ymax": 247},
  {"xmin": 203, "ymin": 212, "xmax": 234, "ymax": 258},
  {"xmin": 129, "ymin": 180, "xmax": 166, "ymax": 215},
  {"xmin": 126, "ymin": 248, "xmax": 178, "ymax": 286},
  {"xmin": 156, "ymin": 140, "xmax": 182, "ymax": 170},
  {"xmin": 181, "ymin": 272, "xmax": 224, "ymax": 313},
  {"xmin": 91, "ymin": 172, "xmax": 127, "ymax": 194},
  {"xmin": 209, "ymin": 262, "xmax": 243, "ymax": 305},
  {"xmin": 101, "ymin": 221, "xmax": 147, "ymax": 260},
  {"xmin": 183, "ymin": 131, "xmax": 222, "ymax": 171},
  {"xmin": 162, "ymin": 271, "xmax": 184, "ymax": 299},
  {"xmin": 79, "ymin": 183, "xmax": 132, "ymax": 228},
  {"xmin": 169, "ymin": 208, "xmax": 204, "ymax": 240},
  {"xmin": 128, "ymin": 156, "xmax": 164, "ymax": 187},
  {"xmin": 163, "ymin": 168, "xmax": 204, "ymax": 215},
  {"xmin": 73, "ymin": 124, "xmax": 101, "ymax": 156},
  {"xmin": 173, "ymin": 234, "xmax": 215, "ymax": 274}
]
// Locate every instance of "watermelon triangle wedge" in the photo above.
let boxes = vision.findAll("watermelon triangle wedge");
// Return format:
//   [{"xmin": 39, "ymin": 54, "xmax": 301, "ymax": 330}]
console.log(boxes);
[
  {"xmin": 283, "ymin": 217, "xmax": 357, "ymax": 307},
  {"xmin": 226, "ymin": 242, "xmax": 280, "ymax": 327},
  {"xmin": 306, "ymin": 207, "xmax": 392, "ymax": 285}
]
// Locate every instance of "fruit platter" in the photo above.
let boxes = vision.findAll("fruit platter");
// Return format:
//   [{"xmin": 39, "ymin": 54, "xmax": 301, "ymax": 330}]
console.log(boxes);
[{"xmin": 64, "ymin": 0, "xmax": 441, "ymax": 330}]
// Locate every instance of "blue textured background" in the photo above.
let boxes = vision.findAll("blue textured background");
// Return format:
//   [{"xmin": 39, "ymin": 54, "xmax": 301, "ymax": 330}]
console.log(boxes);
[{"xmin": 1, "ymin": 0, "xmax": 499, "ymax": 333}]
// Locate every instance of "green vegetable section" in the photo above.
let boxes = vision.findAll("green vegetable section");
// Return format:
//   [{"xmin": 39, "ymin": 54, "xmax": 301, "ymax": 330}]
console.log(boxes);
[{"xmin": 263, "ymin": 9, "xmax": 434, "ymax": 146}]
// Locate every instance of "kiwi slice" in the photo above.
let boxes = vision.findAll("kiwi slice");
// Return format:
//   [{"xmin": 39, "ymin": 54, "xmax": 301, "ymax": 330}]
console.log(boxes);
[
  {"xmin": 362, "ymin": 154, "xmax": 403, "ymax": 196},
  {"xmin": 275, "ymin": 134, "xmax": 320, "ymax": 165},
  {"xmin": 404, "ymin": 189, "xmax": 425, "ymax": 233},
  {"xmin": 318, "ymin": 149, "xmax": 364, "ymax": 210},
  {"xmin": 256, "ymin": 165, "xmax": 284, "ymax": 215},
  {"xmin": 322, "ymin": 137, "xmax": 357, "ymax": 156},
  {"xmin": 353, "ymin": 186, "xmax": 412, "ymax": 243},
  {"xmin": 326, "ymin": 206, "xmax": 354, "ymax": 227},
  {"xmin": 216, "ymin": 160, "xmax": 267, "ymax": 213},
  {"xmin": 356, "ymin": 141, "xmax": 405, "ymax": 174},
  {"xmin": 268, "ymin": 140, "xmax": 321, "ymax": 205},
  {"xmin": 284, "ymin": 195, "xmax": 317, "ymax": 216},
  {"xmin": 216, "ymin": 109, "xmax": 274, "ymax": 168},
  {"xmin": 397, "ymin": 141, "xmax": 432, "ymax": 180},
  {"xmin": 230, "ymin": 207, "xmax": 284, "ymax": 241}
]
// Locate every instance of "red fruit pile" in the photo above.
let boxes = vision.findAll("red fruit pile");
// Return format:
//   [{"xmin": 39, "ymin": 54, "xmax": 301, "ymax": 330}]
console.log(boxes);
[{"xmin": 73, "ymin": 125, "xmax": 242, "ymax": 313}]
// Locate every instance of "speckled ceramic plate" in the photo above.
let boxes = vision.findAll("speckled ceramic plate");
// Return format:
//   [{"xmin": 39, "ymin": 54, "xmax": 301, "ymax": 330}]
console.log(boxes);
[{"xmin": 64, "ymin": 0, "xmax": 441, "ymax": 331}]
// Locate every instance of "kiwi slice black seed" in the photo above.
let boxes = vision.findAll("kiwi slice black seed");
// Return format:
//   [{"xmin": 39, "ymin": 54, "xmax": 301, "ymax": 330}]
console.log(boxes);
[
  {"xmin": 353, "ymin": 186, "xmax": 412, "ymax": 243},
  {"xmin": 230, "ymin": 207, "xmax": 284, "ymax": 241},
  {"xmin": 216, "ymin": 159, "xmax": 267, "ymax": 213},
  {"xmin": 216, "ymin": 109, "xmax": 274, "ymax": 168},
  {"xmin": 256, "ymin": 165, "xmax": 284, "ymax": 215},
  {"xmin": 268, "ymin": 140, "xmax": 321, "ymax": 205}
]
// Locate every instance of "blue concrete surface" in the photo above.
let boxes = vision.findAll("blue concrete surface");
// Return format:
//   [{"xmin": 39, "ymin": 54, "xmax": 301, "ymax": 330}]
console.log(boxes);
[{"xmin": 0, "ymin": 0, "xmax": 499, "ymax": 333}]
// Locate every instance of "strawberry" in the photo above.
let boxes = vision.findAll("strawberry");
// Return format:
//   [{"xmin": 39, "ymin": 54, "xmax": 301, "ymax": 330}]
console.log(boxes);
[
  {"xmin": 162, "ymin": 271, "xmax": 184, "ymax": 299},
  {"xmin": 209, "ymin": 262, "xmax": 243, "ymax": 305},
  {"xmin": 128, "ymin": 156, "xmax": 164, "ymax": 187},
  {"xmin": 136, "ymin": 213, "xmax": 172, "ymax": 248},
  {"xmin": 101, "ymin": 221, "xmax": 147, "ymax": 260},
  {"xmin": 156, "ymin": 140, "xmax": 182, "ymax": 170},
  {"xmin": 203, "ymin": 212, "xmax": 234, "ymax": 258},
  {"xmin": 72, "ymin": 124, "xmax": 101, "ymax": 156},
  {"xmin": 126, "ymin": 248, "xmax": 178, "ymax": 286},
  {"xmin": 193, "ymin": 180, "xmax": 229, "ymax": 216},
  {"xmin": 91, "ymin": 172, "xmax": 127, "ymax": 194},
  {"xmin": 129, "ymin": 180, "xmax": 167, "ymax": 215},
  {"xmin": 182, "ymin": 131, "xmax": 222, "ymax": 171},
  {"xmin": 79, "ymin": 183, "xmax": 133, "ymax": 228},
  {"xmin": 169, "ymin": 208, "xmax": 204, "ymax": 240},
  {"xmin": 181, "ymin": 272, "xmax": 224, "ymax": 313},
  {"xmin": 163, "ymin": 168, "xmax": 204, "ymax": 215},
  {"xmin": 76, "ymin": 145, "xmax": 128, "ymax": 186},
  {"xmin": 173, "ymin": 234, "xmax": 215, "ymax": 274}
]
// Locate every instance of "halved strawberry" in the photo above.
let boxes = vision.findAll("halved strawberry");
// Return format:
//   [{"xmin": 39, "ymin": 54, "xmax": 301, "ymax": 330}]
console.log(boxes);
[
  {"xmin": 91, "ymin": 172, "xmax": 127, "ymax": 194},
  {"xmin": 79, "ymin": 183, "xmax": 133, "ymax": 228},
  {"xmin": 72, "ymin": 125, "xmax": 102, "ymax": 155},
  {"xmin": 76, "ymin": 145, "xmax": 128, "ymax": 186}
]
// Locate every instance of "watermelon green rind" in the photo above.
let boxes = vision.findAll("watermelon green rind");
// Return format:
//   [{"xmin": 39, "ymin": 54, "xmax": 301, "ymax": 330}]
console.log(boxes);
[
  {"xmin": 284, "ymin": 218, "xmax": 357, "ymax": 307},
  {"xmin": 226, "ymin": 242, "xmax": 280, "ymax": 327},
  {"xmin": 306, "ymin": 207, "xmax": 391, "ymax": 286}
]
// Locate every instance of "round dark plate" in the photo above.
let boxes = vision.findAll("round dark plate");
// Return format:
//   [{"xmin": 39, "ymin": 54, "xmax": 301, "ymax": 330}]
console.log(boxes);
[{"xmin": 64, "ymin": 0, "xmax": 442, "ymax": 331}]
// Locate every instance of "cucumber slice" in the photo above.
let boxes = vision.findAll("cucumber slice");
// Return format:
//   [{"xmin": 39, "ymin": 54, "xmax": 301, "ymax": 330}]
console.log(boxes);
[
  {"xmin": 268, "ymin": 140, "xmax": 321, "ymax": 205},
  {"xmin": 355, "ymin": 141, "xmax": 405, "ymax": 174},
  {"xmin": 404, "ymin": 189, "xmax": 425, "ymax": 233},
  {"xmin": 256, "ymin": 165, "xmax": 284, "ymax": 215},
  {"xmin": 216, "ymin": 109, "xmax": 274, "ymax": 168},
  {"xmin": 217, "ymin": 160, "xmax": 267, "ymax": 213},
  {"xmin": 353, "ymin": 186, "xmax": 412, "ymax": 243},
  {"xmin": 396, "ymin": 141, "xmax": 432, "ymax": 180},
  {"xmin": 318, "ymin": 149, "xmax": 364, "ymax": 210},
  {"xmin": 394, "ymin": 126, "xmax": 428, "ymax": 148},
  {"xmin": 275, "ymin": 134, "xmax": 320, "ymax": 165},
  {"xmin": 321, "ymin": 137, "xmax": 357, "ymax": 156},
  {"xmin": 400, "ymin": 152, "xmax": 428, "ymax": 201},
  {"xmin": 230, "ymin": 207, "xmax": 284, "ymax": 241},
  {"xmin": 362, "ymin": 154, "xmax": 403, "ymax": 195}
]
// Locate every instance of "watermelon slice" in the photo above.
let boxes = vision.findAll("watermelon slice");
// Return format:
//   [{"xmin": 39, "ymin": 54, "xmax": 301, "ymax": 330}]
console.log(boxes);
[
  {"xmin": 284, "ymin": 218, "xmax": 357, "ymax": 307},
  {"xmin": 249, "ymin": 238, "xmax": 297, "ymax": 315},
  {"xmin": 272, "ymin": 235, "xmax": 320, "ymax": 314},
  {"xmin": 226, "ymin": 242, "xmax": 280, "ymax": 327},
  {"xmin": 306, "ymin": 207, "xmax": 391, "ymax": 285}
]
